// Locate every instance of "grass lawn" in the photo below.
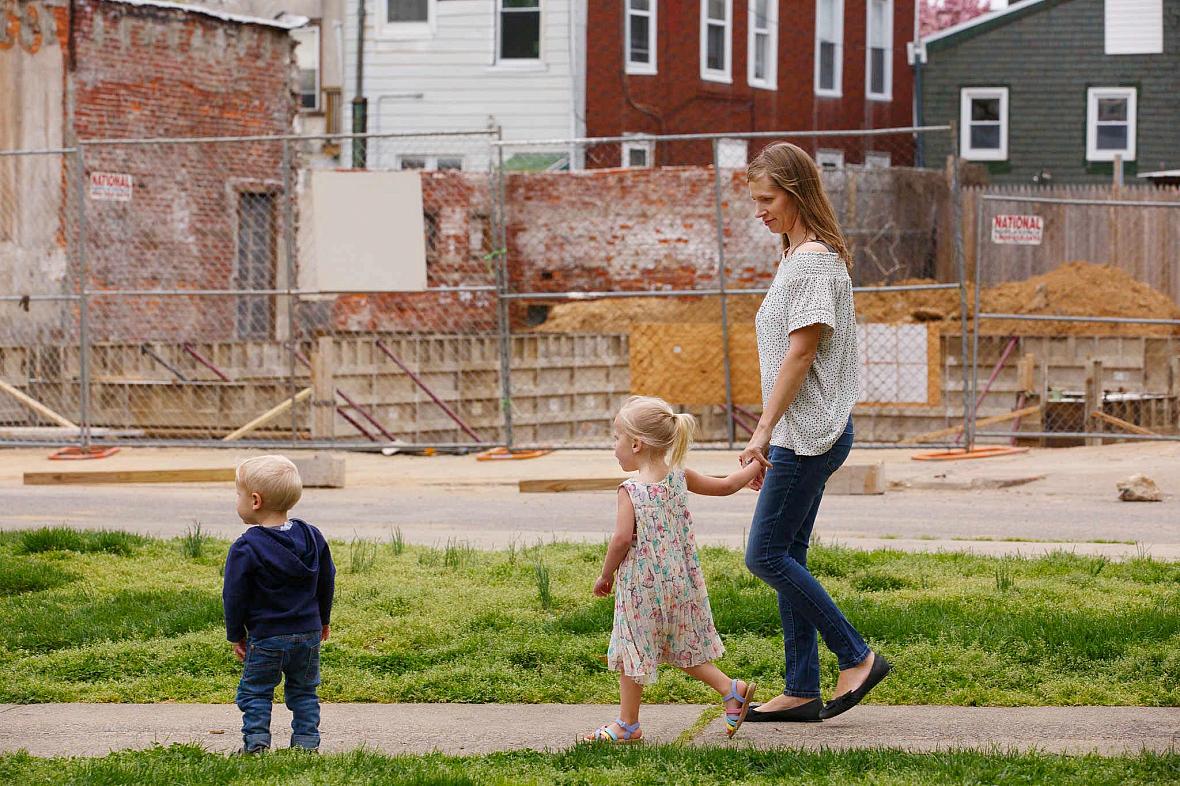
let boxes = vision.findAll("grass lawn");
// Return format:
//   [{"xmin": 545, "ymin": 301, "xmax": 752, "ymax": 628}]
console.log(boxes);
[
  {"xmin": 1, "ymin": 745, "xmax": 1177, "ymax": 785},
  {"xmin": 0, "ymin": 526, "xmax": 1177, "ymax": 705}
]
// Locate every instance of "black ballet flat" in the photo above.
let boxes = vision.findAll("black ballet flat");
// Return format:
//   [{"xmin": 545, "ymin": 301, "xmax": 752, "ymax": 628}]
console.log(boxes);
[
  {"xmin": 818, "ymin": 653, "xmax": 892, "ymax": 720},
  {"xmin": 741, "ymin": 697, "xmax": 823, "ymax": 723}
]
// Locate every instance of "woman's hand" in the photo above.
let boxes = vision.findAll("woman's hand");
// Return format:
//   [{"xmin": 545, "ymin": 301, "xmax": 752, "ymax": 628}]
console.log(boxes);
[{"xmin": 739, "ymin": 431, "xmax": 773, "ymax": 490}]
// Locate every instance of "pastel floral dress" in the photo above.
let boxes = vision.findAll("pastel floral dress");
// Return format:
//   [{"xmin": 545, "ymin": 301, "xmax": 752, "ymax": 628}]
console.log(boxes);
[{"xmin": 606, "ymin": 470, "xmax": 725, "ymax": 685}]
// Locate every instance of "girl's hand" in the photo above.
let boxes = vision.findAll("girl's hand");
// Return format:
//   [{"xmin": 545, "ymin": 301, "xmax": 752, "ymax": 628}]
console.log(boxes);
[
  {"xmin": 593, "ymin": 574, "xmax": 614, "ymax": 597},
  {"xmin": 739, "ymin": 432, "xmax": 772, "ymax": 489}
]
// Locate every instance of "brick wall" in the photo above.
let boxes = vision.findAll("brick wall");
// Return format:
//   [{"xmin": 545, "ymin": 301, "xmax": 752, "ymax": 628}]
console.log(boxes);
[{"xmin": 70, "ymin": 0, "xmax": 295, "ymax": 341}]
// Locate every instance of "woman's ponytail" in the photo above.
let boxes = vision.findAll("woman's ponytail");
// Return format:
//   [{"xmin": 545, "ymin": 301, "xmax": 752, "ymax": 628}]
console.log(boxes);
[{"xmin": 668, "ymin": 412, "xmax": 697, "ymax": 468}]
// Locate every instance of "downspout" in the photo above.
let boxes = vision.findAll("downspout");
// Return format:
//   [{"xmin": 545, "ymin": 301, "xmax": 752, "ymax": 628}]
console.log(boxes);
[
  {"xmin": 912, "ymin": 0, "xmax": 925, "ymax": 167},
  {"xmin": 351, "ymin": 0, "xmax": 367, "ymax": 168}
]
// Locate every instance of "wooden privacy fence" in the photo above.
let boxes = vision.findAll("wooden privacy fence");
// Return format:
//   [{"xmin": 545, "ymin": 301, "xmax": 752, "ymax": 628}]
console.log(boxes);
[{"xmin": 964, "ymin": 185, "xmax": 1180, "ymax": 301}]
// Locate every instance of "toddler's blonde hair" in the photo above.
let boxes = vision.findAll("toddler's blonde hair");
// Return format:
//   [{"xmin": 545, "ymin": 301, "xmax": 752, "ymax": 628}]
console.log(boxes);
[
  {"xmin": 236, "ymin": 455, "xmax": 303, "ymax": 512},
  {"xmin": 616, "ymin": 395, "xmax": 696, "ymax": 467}
]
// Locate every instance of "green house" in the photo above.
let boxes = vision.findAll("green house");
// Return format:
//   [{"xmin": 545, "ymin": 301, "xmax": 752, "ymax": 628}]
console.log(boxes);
[{"xmin": 917, "ymin": 0, "xmax": 1178, "ymax": 184}]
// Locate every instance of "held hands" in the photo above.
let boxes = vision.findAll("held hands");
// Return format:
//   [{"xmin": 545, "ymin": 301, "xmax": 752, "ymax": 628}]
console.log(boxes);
[
  {"xmin": 738, "ymin": 431, "xmax": 773, "ymax": 491},
  {"xmin": 232, "ymin": 639, "xmax": 247, "ymax": 662},
  {"xmin": 593, "ymin": 574, "xmax": 614, "ymax": 597}
]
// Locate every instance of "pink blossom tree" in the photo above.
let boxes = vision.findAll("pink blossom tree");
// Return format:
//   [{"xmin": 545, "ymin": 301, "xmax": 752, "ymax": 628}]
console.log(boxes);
[{"xmin": 920, "ymin": 0, "xmax": 993, "ymax": 37}]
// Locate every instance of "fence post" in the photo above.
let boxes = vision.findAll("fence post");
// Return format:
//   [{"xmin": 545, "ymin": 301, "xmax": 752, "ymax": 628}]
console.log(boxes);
[
  {"xmin": 710, "ymin": 138, "xmax": 737, "ymax": 448},
  {"xmin": 74, "ymin": 143, "xmax": 91, "ymax": 449},
  {"xmin": 494, "ymin": 128, "xmax": 514, "ymax": 449},
  {"xmin": 949, "ymin": 125, "xmax": 973, "ymax": 451},
  {"xmin": 282, "ymin": 137, "xmax": 300, "ymax": 446}
]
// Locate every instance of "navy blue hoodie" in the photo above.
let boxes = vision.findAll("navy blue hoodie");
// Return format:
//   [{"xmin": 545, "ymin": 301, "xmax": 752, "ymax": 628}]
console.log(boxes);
[{"xmin": 222, "ymin": 518, "xmax": 336, "ymax": 642}]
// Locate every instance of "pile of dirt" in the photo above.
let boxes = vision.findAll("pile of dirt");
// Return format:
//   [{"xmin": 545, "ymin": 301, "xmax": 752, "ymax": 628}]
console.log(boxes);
[{"xmin": 530, "ymin": 262, "xmax": 1180, "ymax": 336}]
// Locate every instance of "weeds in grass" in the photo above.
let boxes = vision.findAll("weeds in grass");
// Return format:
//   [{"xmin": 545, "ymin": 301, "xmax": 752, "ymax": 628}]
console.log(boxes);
[
  {"xmin": 444, "ymin": 539, "xmax": 474, "ymax": 570},
  {"xmin": 0, "ymin": 558, "xmax": 76, "ymax": 596},
  {"xmin": 533, "ymin": 558, "xmax": 553, "ymax": 610},
  {"xmin": 506, "ymin": 539, "xmax": 518, "ymax": 565},
  {"xmin": 349, "ymin": 535, "xmax": 378, "ymax": 574},
  {"xmin": 16, "ymin": 526, "xmax": 144, "ymax": 557},
  {"xmin": 995, "ymin": 558, "xmax": 1016, "ymax": 592},
  {"xmin": 180, "ymin": 521, "xmax": 208, "ymax": 560},
  {"xmin": 1088, "ymin": 556, "xmax": 1109, "ymax": 577},
  {"xmin": 388, "ymin": 527, "xmax": 405, "ymax": 556},
  {"xmin": 417, "ymin": 545, "xmax": 441, "ymax": 567}
]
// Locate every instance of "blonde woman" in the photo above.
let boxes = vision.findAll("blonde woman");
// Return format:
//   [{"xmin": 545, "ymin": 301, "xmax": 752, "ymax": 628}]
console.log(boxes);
[{"xmin": 738, "ymin": 143, "xmax": 891, "ymax": 723}]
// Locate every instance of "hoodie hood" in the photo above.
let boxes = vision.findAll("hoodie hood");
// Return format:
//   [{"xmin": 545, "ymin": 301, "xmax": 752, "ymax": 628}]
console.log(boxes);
[{"xmin": 242, "ymin": 518, "xmax": 319, "ymax": 581}]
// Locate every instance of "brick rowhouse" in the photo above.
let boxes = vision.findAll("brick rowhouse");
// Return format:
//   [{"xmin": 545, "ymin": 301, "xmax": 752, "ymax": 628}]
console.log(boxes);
[{"xmin": 585, "ymin": 0, "xmax": 916, "ymax": 167}]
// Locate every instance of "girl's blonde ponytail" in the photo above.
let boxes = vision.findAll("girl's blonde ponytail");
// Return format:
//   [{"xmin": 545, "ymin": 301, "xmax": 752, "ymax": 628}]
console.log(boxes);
[
  {"xmin": 617, "ymin": 396, "xmax": 697, "ymax": 467},
  {"xmin": 668, "ymin": 412, "xmax": 696, "ymax": 468}
]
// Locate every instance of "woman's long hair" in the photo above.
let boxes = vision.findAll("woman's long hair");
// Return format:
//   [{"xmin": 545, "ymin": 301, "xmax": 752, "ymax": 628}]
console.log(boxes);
[{"xmin": 747, "ymin": 142, "xmax": 851, "ymax": 266}]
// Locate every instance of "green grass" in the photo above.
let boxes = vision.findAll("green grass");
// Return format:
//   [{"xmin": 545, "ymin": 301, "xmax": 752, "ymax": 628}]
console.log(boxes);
[
  {"xmin": 0, "ymin": 529, "xmax": 1177, "ymax": 706},
  {"xmin": 9, "ymin": 526, "xmax": 147, "ymax": 556},
  {"xmin": 0, "ymin": 745, "xmax": 1176, "ymax": 785}
]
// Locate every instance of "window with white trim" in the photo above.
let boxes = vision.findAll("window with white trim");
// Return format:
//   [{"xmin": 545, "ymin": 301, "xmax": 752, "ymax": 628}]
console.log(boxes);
[
  {"xmin": 815, "ymin": 0, "xmax": 843, "ymax": 96},
  {"xmin": 864, "ymin": 151, "xmax": 891, "ymax": 168},
  {"xmin": 1087, "ymin": 87, "xmax": 1136, "ymax": 162},
  {"xmin": 499, "ymin": 0, "xmax": 541, "ymax": 61},
  {"xmin": 291, "ymin": 24, "xmax": 320, "ymax": 112},
  {"xmin": 626, "ymin": 0, "xmax": 657, "ymax": 75},
  {"xmin": 959, "ymin": 87, "xmax": 1008, "ymax": 161},
  {"xmin": 1104, "ymin": 0, "xmax": 1162, "ymax": 55},
  {"xmin": 700, "ymin": 0, "xmax": 732, "ymax": 83},
  {"xmin": 381, "ymin": 0, "xmax": 433, "ymax": 38},
  {"xmin": 398, "ymin": 155, "xmax": 464, "ymax": 171},
  {"xmin": 748, "ymin": 0, "xmax": 777, "ymax": 89},
  {"xmin": 718, "ymin": 137, "xmax": 748, "ymax": 167},
  {"xmin": 623, "ymin": 137, "xmax": 654, "ymax": 168},
  {"xmin": 866, "ymin": 0, "xmax": 891, "ymax": 100}
]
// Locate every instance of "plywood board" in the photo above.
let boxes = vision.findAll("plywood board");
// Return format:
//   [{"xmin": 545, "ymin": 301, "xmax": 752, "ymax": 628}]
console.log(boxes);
[
  {"xmin": 25, "ymin": 468, "xmax": 236, "ymax": 485},
  {"xmin": 629, "ymin": 323, "xmax": 760, "ymax": 406}
]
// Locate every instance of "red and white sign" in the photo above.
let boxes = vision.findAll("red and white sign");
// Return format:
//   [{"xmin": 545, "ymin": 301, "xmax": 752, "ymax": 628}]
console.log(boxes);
[
  {"xmin": 89, "ymin": 172, "xmax": 133, "ymax": 202},
  {"xmin": 991, "ymin": 214, "xmax": 1043, "ymax": 245}
]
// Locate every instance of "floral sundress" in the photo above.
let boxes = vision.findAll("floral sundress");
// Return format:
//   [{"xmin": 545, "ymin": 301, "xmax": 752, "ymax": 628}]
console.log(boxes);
[{"xmin": 606, "ymin": 470, "xmax": 724, "ymax": 685}]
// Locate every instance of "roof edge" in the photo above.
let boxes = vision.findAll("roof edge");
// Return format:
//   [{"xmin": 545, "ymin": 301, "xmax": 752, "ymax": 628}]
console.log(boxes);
[{"xmin": 102, "ymin": 0, "xmax": 308, "ymax": 30}]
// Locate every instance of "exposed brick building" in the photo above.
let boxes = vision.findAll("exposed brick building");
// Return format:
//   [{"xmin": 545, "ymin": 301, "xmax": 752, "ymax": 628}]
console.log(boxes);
[{"xmin": 0, "ymin": 0, "xmax": 300, "ymax": 342}]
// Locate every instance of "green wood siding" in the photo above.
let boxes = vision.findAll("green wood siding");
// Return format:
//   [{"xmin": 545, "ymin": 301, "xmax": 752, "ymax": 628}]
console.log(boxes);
[{"xmin": 921, "ymin": 0, "xmax": 1179, "ymax": 183}]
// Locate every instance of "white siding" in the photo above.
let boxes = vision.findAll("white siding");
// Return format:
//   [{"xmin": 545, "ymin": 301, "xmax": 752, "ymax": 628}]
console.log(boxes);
[
  {"xmin": 1104, "ymin": 0, "xmax": 1163, "ymax": 54},
  {"xmin": 344, "ymin": 0, "xmax": 585, "ymax": 168}
]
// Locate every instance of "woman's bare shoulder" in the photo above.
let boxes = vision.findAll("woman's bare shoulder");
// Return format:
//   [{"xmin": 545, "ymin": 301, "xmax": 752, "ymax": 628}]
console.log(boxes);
[{"xmin": 794, "ymin": 241, "xmax": 835, "ymax": 255}]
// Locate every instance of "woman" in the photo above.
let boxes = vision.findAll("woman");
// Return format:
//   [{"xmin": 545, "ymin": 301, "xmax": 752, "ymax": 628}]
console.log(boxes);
[{"xmin": 738, "ymin": 142, "xmax": 890, "ymax": 723}]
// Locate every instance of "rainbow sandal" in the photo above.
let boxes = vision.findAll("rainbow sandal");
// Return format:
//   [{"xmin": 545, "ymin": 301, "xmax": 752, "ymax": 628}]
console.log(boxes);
[
  {"xmin": 585, "ymin": 718, "xmax": 642, "ymax": 744},
  {"xmin": 722, "ymin": 679, "xmax": 757, "ymax": 738}
]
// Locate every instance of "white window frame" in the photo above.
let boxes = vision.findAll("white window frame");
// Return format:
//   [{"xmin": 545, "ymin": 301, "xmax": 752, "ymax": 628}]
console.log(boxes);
[
  {"xmin": 496, "ymin": 0, "xmax": 543, "ymax": 66},
  {"xmin": 959, "ymin": 87, "xmax": 1008, "ymax": 161},
  {"xmin": 865, "ymin": 0, "xmax": 892, "ymax": 101},
  {"xmin": 626, "ymin": 0, "xmax": 658, "ymax": 75},
  {"xmin": 291, "ymin": 24, "xmax": 321, "ymax": 112},
  {"xmin": 864, "ymin": 151, "xmax": 891, "ymax": 168},
  {"xmin": 814, "ymin": 0, "xmax": 843, "ymax": 97},
  {"xmin": 397, "ymin": 154, "xmax": 465, "ymax": 172},
  {"xmin": 1087, "ymin": 87, "xmax": 1137, "ymax": 162},
  {"xmin": 623, "ymin": 137, "xmax": 654, "ymax": 169},
  {"xmin": 700, "ymin": 0, "xmax": 732, "ymax": 84},
  {"xmin": 379, "ymin": 0, "xmax": 435, "ymax": 40},
  {"xmin": 747, "ymin": 0, "xmax": 777, "ymax": 90}
]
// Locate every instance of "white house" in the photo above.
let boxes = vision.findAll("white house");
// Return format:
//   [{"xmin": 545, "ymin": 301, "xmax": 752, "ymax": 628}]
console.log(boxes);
[{"xmin": 343, "ymin": 0, "xmax": 588, "ymax": 171}]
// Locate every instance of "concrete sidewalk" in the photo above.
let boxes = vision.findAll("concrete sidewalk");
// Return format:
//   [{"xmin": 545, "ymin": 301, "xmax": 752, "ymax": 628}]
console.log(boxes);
[{"xmin": 1, "ymin": 704, "xmax": 1176, "ymax": 758}]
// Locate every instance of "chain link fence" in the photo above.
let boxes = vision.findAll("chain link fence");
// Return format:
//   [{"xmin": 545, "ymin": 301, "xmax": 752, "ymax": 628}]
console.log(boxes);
[
  {"xmin": 968, "ymin": 193, "xmax": 1180, "ymax": 447},
  {"xmin": 2, "ymin": 126, "xmax": 985, "ymax": 452}
]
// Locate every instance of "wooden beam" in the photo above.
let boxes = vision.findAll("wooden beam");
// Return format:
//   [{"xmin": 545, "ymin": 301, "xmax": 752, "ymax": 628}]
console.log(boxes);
[
  {"xmin": 25, "ymin": 468, "xmax": 235, "ymax": 486},
  {"xmin": 520, "ymin": 463, "xmax": 886, "ymax": 495},
  {"xmin": 903, "ymin": 405, "xmax": 1042, "ymax": 444},
  {"xmin": 0, "ymin": 379, "xmax": 79, "ymax": 429},
  {"xmin": 222, "ymin": 387, "xmax": 312, "ymax": 441},
  {"xmin": 1090, "ymin": 410, "xmax": 1158, "ymax": 437}
]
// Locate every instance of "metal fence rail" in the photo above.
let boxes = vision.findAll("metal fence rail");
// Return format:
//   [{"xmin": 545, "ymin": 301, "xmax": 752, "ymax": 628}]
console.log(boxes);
[{"xmin": 2, "ymin": 125, "xmax": 985, "ymax": 452}]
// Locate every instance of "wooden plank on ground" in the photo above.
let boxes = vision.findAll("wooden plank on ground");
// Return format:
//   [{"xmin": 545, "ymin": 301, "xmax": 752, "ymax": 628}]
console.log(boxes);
[
  {"xmin": 24, "ymin": 468, "xmax": 235, "ymax": 486},
  {"xmin": 520, "ymin": 462, "xmax": 885, "ymax": 495}
]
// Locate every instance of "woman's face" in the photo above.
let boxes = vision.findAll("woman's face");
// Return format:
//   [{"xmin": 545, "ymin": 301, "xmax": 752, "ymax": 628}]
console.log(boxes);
[{"xmin": 749, "ymin": 174, "xmax": 797, "ymax": 235}]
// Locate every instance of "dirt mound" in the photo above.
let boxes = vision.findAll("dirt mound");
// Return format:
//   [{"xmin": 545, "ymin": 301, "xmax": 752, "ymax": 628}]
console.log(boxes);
[{"xmin": 531, "ymin": 262, "xmax": 1180, "ymax": 336}]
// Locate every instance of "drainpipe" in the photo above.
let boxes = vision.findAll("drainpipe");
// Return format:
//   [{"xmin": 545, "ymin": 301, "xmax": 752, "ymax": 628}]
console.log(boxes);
[
  {"xmin": 351, "ymin": 0, "xmax": 368, "ymax": 168},
  {"xmin": 910, "ymin": 2, "xmax": 925, "ymax": 167}
]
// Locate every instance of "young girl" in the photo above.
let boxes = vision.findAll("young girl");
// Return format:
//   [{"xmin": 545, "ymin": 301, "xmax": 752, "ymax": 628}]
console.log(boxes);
[{"xmin": 587, "ymin": 395, "xmax": 762, "ymax": 743}]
